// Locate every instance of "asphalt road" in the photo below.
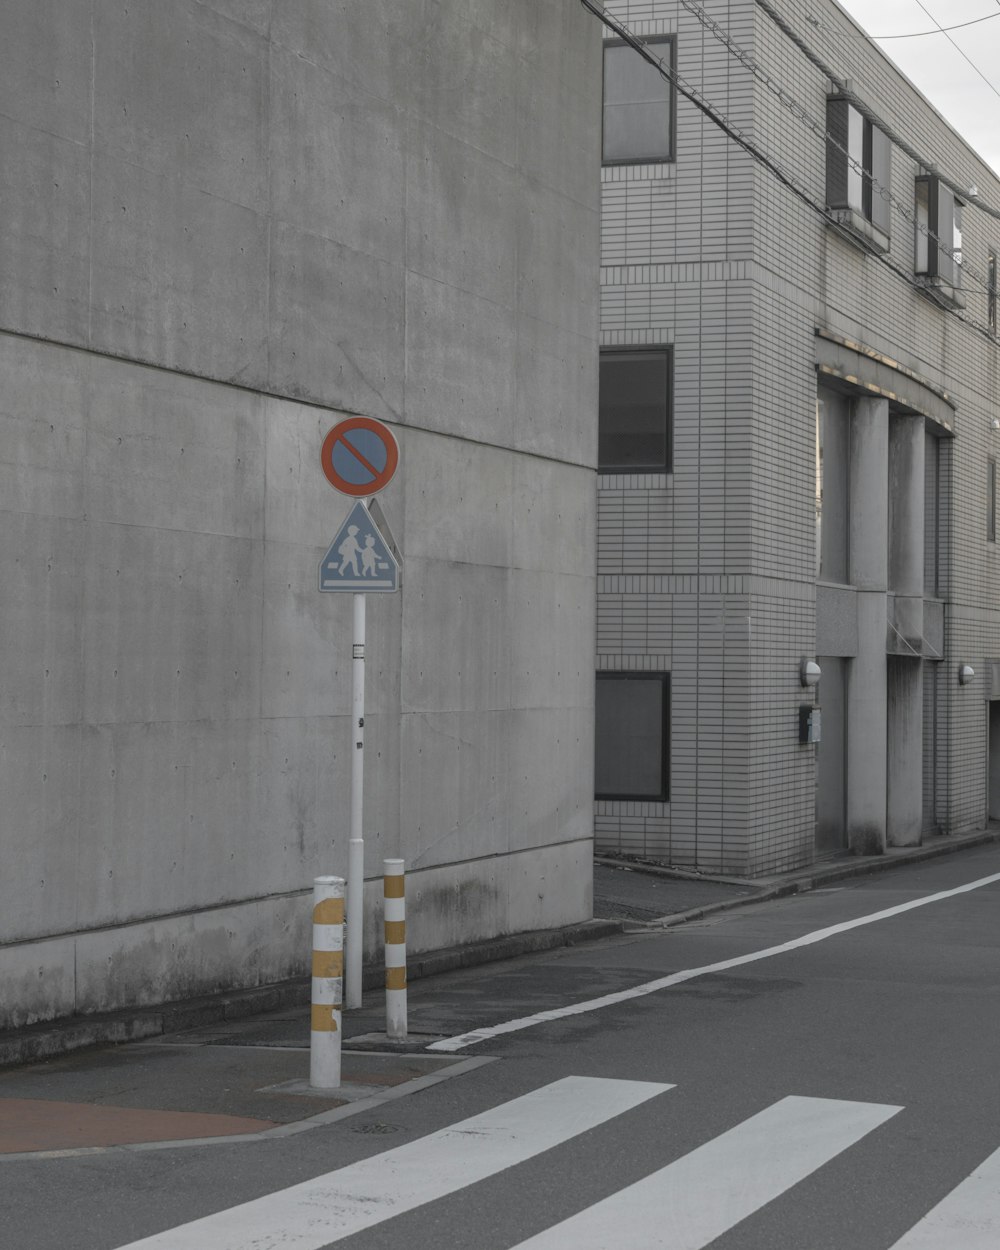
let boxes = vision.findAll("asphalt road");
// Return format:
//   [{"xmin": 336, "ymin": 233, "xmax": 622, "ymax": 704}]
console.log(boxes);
[{"xmin": 7, "ymin": 843, "xmax": 1000, "ymax": 1249}]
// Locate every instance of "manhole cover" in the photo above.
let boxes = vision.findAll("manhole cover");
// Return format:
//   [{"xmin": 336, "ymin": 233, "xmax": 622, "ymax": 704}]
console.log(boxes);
[{"xmin": 352, "ymin": 1121, "xmax": 402, "ymax": 1135}]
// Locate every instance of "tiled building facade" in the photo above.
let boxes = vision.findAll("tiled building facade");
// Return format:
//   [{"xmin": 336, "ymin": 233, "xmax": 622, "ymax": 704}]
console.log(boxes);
[{"xmin": 593, "ymin": 0, "xmax": 1000, "ymax": 874}]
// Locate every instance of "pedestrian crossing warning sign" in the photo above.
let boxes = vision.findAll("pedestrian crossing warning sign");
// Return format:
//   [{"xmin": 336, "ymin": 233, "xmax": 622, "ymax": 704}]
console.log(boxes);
[{"xmin": 319, "ymin": 500, "xmax": 400, "ymax": 593}]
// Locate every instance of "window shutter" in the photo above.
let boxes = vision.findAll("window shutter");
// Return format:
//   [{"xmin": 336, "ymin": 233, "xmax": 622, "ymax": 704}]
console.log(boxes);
[
  {"xmin": 936, "ymin": 182, "xmax": 958, "ymax": 286},
  {"xmin": 826, "ymin": 98, "xmax": 851, "ymax": 208},
  {"xmin": 869, "ymin": 126, "xmax": 892, "ymax": 237}
]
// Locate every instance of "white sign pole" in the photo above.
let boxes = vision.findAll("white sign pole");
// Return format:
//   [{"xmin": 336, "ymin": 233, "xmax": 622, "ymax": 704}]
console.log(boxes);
[{"xmin": 346, "ymin": 591, "xmax": 365, "ymax": 1010}]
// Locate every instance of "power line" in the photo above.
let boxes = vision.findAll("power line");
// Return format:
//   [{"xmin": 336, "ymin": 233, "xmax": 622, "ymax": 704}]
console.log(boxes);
[
  {"xmin": 911, "ymin": 0, "xmax": 1000, "ymax": 101},
  {"xmin": 763, "ymin": 0, "xmax": 1000, "ymax": 223},
  {"xmin": 673, "ymin": 0, "xmax": 992, "ymax": 297},
  {"xmin": 874, "ymin": 10, "xmax": 1000, "ymax": 38},
  {"xmin": 581, "ymin": 0, "xmax": 998, "ymax": 344}
]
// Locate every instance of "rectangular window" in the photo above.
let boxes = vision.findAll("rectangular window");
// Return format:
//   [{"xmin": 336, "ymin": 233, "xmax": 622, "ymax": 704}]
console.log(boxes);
[
  {"xmin": 989, "ymin": 251, "xmax": 997, "ymax": 333},
  {"xmin": 602, "ymin": 37, "xmax": 674, "ymax": 164},
  {"xmin": 915, "ymin": 175, "xmax": 963, "ymax": 289},
  {"xmin": 826, "ymin": 98, "xmax": 891, "ymax": 243},
  {"xmin": 599, "ymin": 348, "xmax": 672, "ymax": 471},
  {"xmin": 989, "ymin": 459, "xmax": 996, "ymax": 543},
  {"xmin": 595, "ymin": 673, "xmax": 669, "ymax": 800}
]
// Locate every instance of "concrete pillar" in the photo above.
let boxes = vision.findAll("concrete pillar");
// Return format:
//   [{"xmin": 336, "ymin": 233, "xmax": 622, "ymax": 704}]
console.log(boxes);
[
  {"xmin": 888, "ymin": 416, "xmax": 925, "ymax": 597},
  {"xmin": 887, "ymin": 658, "xmax": 923, "ymax": 846},
  {"xmin": 846, "ymin": 398, "xmax": 888, "ymax": 855},
  {"xmin": 886, "ymin": 417, "xmax": 925, "ymax": 846}
]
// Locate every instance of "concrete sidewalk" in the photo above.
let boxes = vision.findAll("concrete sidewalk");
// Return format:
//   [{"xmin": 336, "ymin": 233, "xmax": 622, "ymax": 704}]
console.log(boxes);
[{"xmin": 2, "ymin": 826, "xmax": 998, "ymax": 1157}]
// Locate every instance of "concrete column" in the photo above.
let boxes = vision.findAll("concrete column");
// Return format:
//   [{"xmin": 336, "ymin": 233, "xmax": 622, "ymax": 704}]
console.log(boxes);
[
  {"xmin": 886, "ymin": 417, "xmax": 925, "ymax": 846},
  {"xmin": 888, "ymin": 416, "xmax": 926, "ymax": 597},
  {"xmin": 846, "ymin": 398, "xmax": 888, "ymax": 855},
  {"xmin": 887, "ymin": 658, "xmax": 923, "ymax": 846}
]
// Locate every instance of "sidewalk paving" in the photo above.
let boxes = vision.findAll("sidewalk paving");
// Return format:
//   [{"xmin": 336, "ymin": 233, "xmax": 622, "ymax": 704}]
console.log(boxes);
[{"xmin": 2, "ymin": 826, "xmax": 997, "ymax": 1157}]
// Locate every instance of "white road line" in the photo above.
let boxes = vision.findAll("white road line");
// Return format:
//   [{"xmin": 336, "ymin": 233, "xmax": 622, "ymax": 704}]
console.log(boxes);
[
  {"xmin": 510, "ymin": 1095, "xmax": 902, "ymax": 1249},
  {"xmin": 888, "ymin": 1143, "xmax": 1000, "ymax": 1248},
  {"xmin": 429, "ymin": 869, "xmax": 1000, "ymax": 1051},
  {"xmin": 111, "ymin": 1075, "xmax": 672, "ymax": 1250}
]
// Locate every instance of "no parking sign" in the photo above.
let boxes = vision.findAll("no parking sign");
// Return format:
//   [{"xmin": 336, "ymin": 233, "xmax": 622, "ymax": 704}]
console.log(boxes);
[{"xmin": 320, "ymin": 417, "xmax": 399, "ymax": 498}]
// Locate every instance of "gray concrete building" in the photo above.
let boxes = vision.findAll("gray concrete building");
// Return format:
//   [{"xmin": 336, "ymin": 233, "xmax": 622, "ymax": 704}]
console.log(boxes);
[
  {"xmin": 0, "ymin": 2, "xmax": 600, "ymax": 1030},
  {"xmin": 593, "ymin": 0, "xmax": 1000, "ymax": 874}
]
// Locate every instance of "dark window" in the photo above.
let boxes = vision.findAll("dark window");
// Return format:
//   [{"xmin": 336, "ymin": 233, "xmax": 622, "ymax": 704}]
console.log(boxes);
[
  {"xmin": 989, "ymin": 251, "xmax": 997, "ymax": 333},
  {"xmin": 915, "ymin": 175, "xmax": 963, "ymax": 288},
  {"xmin": 989, "ymin": 459, "xmax": 996, "ymax": 543},
  {"xmin": 826, "ymin": 98, "xmax": 891, "ymax": 240},
  {"xmin": 602, "ymin": 37, "xmax": 674, "ymax": 164},
  {"xmin": 599, "ymin": 349, "xmax": 672, "ymax": 471},
  {"xmin": 595, "ymin": 673, "xmax": 669, "ymax": 800}
]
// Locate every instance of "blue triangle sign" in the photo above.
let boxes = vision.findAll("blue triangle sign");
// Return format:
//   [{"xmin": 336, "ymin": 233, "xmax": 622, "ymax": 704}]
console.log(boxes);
[{"xmin": 319, "ymin": 500, "xmax": 400, "ymax": 593}]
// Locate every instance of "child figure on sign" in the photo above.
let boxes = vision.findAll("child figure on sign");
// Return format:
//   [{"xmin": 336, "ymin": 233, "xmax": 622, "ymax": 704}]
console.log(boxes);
[{"xmin": 361, "ymin": 534, "xmax": 379, "ymax": 577}]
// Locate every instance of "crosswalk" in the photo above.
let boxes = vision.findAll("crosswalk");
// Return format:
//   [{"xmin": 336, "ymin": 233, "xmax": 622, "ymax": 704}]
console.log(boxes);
[{"xmin": 112, "ymin": 1076, "xmax": 999, "ymax": 1250}]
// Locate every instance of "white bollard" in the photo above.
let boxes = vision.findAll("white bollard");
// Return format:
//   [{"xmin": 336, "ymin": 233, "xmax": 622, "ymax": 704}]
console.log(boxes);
[
  {"xmin": 383, "ymin": 859, "xmax": 407, "ymax": 1041},
  {"xmin": 310, "ymin": 875, "xmax": 345, "ymax": 1089}
]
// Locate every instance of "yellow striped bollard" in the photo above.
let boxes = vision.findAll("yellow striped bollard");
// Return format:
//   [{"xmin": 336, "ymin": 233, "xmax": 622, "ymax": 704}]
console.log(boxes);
[
  {"xmin": 310, "ymin": 875, "xmax": 345, "ymax": 1089},
  {"xmin": 383, "ymin": 859, "xmax": 407, "ymax": 1041}
]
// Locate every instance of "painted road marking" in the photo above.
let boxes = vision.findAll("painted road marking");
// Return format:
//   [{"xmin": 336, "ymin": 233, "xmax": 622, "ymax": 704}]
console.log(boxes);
[
  {"xmin": 510, "ymin": 1095, "xmax": 901, "ymax": 1249},
  {"xmin": 110, "ymin": 1075, "xmax": 672, "ymax": 1250},
  {"xmin": 430, "ymin": 869, "xmax": 1000, "ymax": 1051},
  {"xmin": 888, "ymin": 1142, "xmax": 1000, "ymax": 1248}
]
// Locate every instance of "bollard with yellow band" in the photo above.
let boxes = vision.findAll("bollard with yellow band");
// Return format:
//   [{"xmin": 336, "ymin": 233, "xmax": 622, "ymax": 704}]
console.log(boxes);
[
  {"xmin": 383, "ymin": 859, "xmax": 407, "ymax": 1041},
  {"xmin": 310, "ymin": 875, "xmax": 345, "ymax": 1088}
]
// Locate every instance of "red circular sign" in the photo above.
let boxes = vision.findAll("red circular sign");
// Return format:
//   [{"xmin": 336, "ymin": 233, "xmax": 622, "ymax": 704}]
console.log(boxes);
[{"xmin": 320, "ymin": 417, "xmax": 399, "ymax": 497}]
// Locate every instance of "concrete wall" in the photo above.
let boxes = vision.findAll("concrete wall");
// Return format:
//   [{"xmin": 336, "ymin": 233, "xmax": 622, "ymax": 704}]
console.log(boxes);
[{"xmin": 0, "ymin": 0, "xmax": 601, "ymax": 1029}]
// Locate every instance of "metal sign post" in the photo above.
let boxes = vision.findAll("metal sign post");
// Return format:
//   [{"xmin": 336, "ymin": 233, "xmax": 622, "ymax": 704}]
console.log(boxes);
[
  {"xmin": 347, "ymin": 593, "xmax": 365, "ymax": 1010},
  {"xmin": 319, "ymin": 417, "xmax": 400, "ymax": 1013}
]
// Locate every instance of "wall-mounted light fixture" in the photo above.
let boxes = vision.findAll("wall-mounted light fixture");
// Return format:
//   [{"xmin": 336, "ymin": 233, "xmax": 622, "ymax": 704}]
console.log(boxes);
[
  {"xmin": 800, "ymin": 658, "xmax": 822, "ymax": 688},
  {"xmin": 958, "ymin": 664, "xmax": 975, "ymax": 685}
]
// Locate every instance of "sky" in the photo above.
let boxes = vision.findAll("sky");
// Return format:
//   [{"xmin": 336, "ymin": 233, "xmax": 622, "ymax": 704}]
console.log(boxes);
[{"xmin": 835, "ymin": 0, "xmax": 1000, "ymax": 175}]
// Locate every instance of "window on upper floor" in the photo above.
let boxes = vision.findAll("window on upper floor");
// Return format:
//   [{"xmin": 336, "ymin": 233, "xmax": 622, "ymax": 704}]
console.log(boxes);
[
  {"xmin": 826, "ymin": 97, "xmax": 892, "ymax": 250},
  {"xmin": 602, "ymin": 36, "xmax": 675, "ymax": 164},
  {"xmin": 595, "ymin": 672, "xmax": 670, "ymax": 800},
  {"xmin": 989, "ymin": 251, "xmax": 997, "ymax": 333},
  {"xmin": 915, "ymin": 175, "xmax": 964, "ymax": 292},
  {"xmin": 989, "ymin": 459, "xmax": 996, "ymax": 544},
  {"xmin": 599, "ymin": 348, "xmax": 672, "ymax": 472}
]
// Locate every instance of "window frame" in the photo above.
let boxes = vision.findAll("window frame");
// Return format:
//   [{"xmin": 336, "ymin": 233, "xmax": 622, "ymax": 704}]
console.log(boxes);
[
  {"xmin": 989, "ymin": 458, "xmax": 996, "ymax": 544},
  {"xmin": 825, "ymin": 97, "xmax": 892, "ymax": 246},
  {"xmin": 601, "ymin": 35, "xmax": 676, "ymax": 166},
  {"xmin": 598, "ymin": 346, "xmax": 673, "ymax": 474},
  {"xmin": 915, "ymin": 174, "xmax": 964, "ymax": 290},
  {"xmin": 595, "ymin": 671, "xmax": 671, "ymax": 802},
  {"xmin": 989, "ymin": 250, "xmax": 997, "ymax": 334}
]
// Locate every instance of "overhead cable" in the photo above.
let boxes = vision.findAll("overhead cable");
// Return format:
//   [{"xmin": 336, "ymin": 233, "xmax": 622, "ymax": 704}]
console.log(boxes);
[
  {"xmin": 675, "ymin": 0, "xmax": 989, "ymax": 295},
  {"xmin": 580, "ymin": 0, "xmax": 998, "ymax": 344},
  {"xmin": 756, "ymin": 0, "xmax": 1000, "ymax": 222}
]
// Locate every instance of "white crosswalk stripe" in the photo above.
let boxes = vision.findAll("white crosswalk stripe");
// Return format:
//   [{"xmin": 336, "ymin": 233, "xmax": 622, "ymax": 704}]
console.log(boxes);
[
  {"xmin": 110, "ymin": 1075, "xmax": 672, "ymax": 1250},
  {"xmin": 887, "ymin": 1142, "xmax": 1000, "ymax": 1248},
  {"xmin": 108, "ymin": 1075, "xmax": 1000, "ymax": 1250},
  {"xmin": 509, "ymin": 1094, "xmax": 902, "ymax": 1249}
]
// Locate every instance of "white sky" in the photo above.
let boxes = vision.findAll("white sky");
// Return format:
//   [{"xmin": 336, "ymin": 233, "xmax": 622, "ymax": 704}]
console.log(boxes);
[{"xmin": 834, "ymin": 0, "xmax": 1000, "ymax": 176}]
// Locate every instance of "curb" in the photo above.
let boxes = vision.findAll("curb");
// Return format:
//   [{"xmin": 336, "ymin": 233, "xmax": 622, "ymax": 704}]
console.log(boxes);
[
  {"xmin": 0, "ymin": 919, "xmax": 625, "ymax": 1071},
  {"xmin": 631, "ymin": 828, "xmax": 1000, "ymax": 930},
  {"xmin": 4, "ymin": 831, "xmax": 995, "ymax": 1070}
]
